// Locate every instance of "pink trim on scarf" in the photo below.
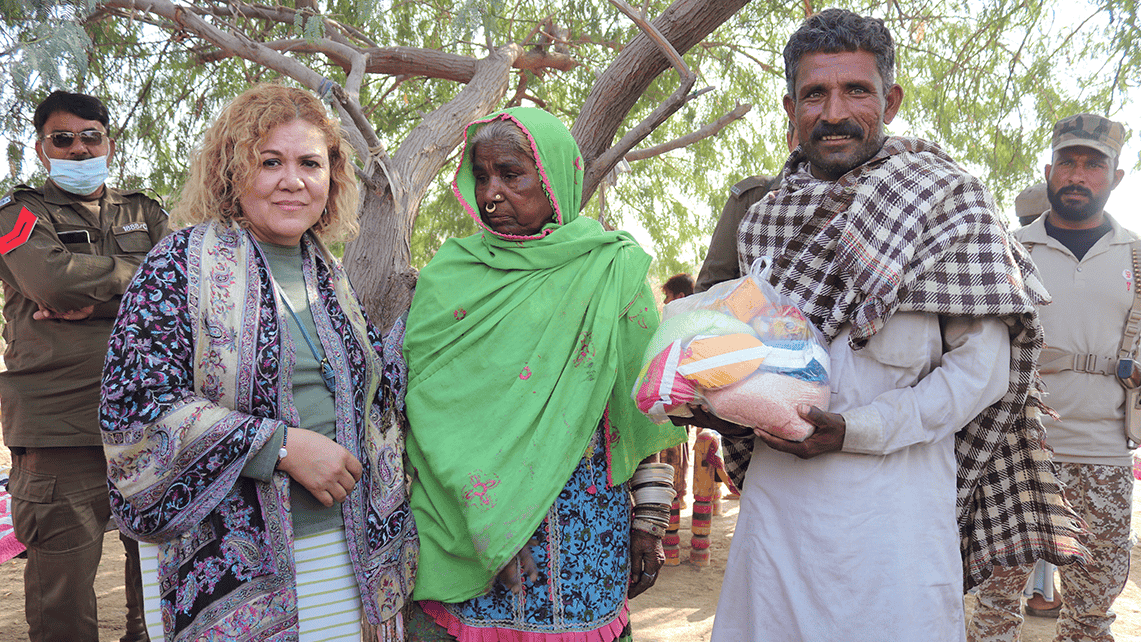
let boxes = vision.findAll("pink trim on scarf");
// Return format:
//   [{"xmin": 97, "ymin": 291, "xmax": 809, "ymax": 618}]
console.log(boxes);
[
  {"xmin": 420, "ymin": 600, "xmax": 629, "ymax": 642},
  {"xmin": 452, "ymin": 112, "xmax": 563, "ymax": 242},
  {"xmin": 602, "ymin": 406, "xmax": 616, "ymax": 489}
]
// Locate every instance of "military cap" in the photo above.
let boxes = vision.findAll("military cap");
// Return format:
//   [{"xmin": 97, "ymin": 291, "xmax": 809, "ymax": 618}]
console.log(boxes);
[
  {"xmin": 1014, "ymin": 182, "xmax": 1048, "ymax": 226},
  {"xmin": 1051, "ymin": 113, "xmax": 1126, "ymax": 162}
]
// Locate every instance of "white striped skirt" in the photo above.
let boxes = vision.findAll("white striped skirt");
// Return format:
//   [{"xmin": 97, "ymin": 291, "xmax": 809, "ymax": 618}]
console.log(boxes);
[{"xmin": 138, "ymin": 528, "xmax": 365, "ymax": 641}]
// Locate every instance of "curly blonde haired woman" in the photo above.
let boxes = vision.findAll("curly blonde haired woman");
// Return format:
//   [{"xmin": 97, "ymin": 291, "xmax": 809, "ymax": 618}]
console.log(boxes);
[{"xmin": 101, "ymin": 84, "xmax": 417, "ymax": 641}]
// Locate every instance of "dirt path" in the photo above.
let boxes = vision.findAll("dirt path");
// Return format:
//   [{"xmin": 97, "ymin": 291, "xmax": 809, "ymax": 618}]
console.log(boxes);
[
  {"xmin": 2, "ymin": 438, "xmax": 1140, "ymax": 641},
  {"xmin": 632, "ymin": 491, "xmax": 1141, "ymax": 641}
]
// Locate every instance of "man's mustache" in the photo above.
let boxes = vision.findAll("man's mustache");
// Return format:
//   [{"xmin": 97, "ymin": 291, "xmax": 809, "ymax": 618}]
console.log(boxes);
[
  {"xmin": 811, "ymin": 121, "xmax": 864, "ymax": 141},
  {"xmin": 1057, "ymin": 185, "xmax": 1093, "ymax": 199}
]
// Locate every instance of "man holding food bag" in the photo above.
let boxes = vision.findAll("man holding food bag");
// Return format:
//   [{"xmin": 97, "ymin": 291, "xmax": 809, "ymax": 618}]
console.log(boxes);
[{"xmin": 657, "ymin": 9, "xmax": 1087, "ymax": 641}]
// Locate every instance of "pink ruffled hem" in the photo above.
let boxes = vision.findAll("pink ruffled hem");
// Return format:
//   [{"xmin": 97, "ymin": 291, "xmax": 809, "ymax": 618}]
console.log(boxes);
[{"xmin": 421, "ymin": 600, "xmax": 629, "ymax": 642}]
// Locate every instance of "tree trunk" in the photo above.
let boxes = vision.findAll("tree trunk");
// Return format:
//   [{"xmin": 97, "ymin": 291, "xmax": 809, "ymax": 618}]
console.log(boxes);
[
  {"xmin": 342, "ymin": 187, "xmax": 417, "ymax": 335},
  {"xmin": 343, "ymin": 44, "xmax": 523, "ymax": 331}
]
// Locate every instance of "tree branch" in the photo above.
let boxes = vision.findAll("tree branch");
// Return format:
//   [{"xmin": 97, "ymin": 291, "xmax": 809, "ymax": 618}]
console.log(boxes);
[
  {"xmin": 189, "ymin": 1, "xmax": 379, "ymax": 48},
  {"xmin": 198, "ymin": 42, "xmax": 577, "ymax": 84},
  {"xmin": 104, "ymin": 0, "xmax": 393, "ymax": 198},
  {"xmin": 583, "ymin": 0, "xmax": 696, "ymax": 199},
  {"xmin": 625, "ymin": 102, "xmax": 751, "ymax": 161},
  {"xmin": 573, "ymin": 0, "xmax": 750, "ymax": 203}
]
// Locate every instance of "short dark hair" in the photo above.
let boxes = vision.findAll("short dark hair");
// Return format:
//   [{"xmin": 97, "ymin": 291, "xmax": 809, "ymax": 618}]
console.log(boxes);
[
  {"xmin": 663, "ymin": 273, "xmax": 694, "ymax": 298},
  {"xmin": 783, "ymin": 8, "xmax": 896, "ymax": 98},
  {"xmin": 33, "ymin": 91, "xmax": 110, "ymax": 136}
]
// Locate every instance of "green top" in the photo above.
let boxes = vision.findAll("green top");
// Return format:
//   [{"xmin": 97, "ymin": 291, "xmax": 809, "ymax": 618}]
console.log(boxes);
[
  {"xmin": 243, "ymin": 240, "xmax": 343, "ymax": 537},
  {"xmin": 404, "ymin": 107, "xmax": 684, "ymax": 602}
]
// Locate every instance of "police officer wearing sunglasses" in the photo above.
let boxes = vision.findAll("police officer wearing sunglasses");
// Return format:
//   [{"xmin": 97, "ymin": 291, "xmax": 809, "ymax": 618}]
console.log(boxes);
[{"xmin": 0, "ymin": 91, "xmax": 169, "ymax": 642}]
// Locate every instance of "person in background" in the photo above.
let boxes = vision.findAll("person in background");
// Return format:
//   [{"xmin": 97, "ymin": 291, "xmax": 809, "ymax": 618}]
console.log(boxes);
[
  {"xmin": 661, "ymin": 272, "xmax": 693, "ymax": 303},
  {"xmin": 1014, "ymin": 179, "xmax": 1064, "ymax": 620},
  {"xmin": 968, "ymin": 113, "xmax": 1133, "ymax": 642},
  {"xmin": 403, "ymin": 107, "xmax": 684, "ymax": 641},
  {"xmin": 657, "ymin": 272, "xmax": 694, "ymax": 565},
  {"xmin": 694, "ymin": 123, "xmax": 797, "ymax": 294},
  {"xmin": 99, "ymin": 84, "xmax": 417, "ymax": 641},
  {"xmin": 1, "ymin": 90, "xmax": 168, "ymax": 642},
  {"xmin": 680, "ymin": 9, "xmax": 1086, "ymax": 640},
  {"xmin": 659, "ymin": 271, "xmax": 694, "ymax": 509},
  {"xmin": 1016, "ymin": 182, "xmax": 1050, "ymax": 227}
]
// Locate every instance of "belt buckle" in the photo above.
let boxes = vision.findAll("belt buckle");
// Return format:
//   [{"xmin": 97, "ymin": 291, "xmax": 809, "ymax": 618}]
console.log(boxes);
[{"xmin": 1084, "ymin": 353, "xmax": 1099, "ymax": 373}]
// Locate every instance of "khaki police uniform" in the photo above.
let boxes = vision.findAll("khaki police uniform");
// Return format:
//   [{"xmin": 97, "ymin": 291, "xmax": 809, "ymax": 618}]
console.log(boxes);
[
  {"xmin": 0, "ymin": 179, "xmax": 168, "ymax": 642},
  {"xmin": 695, "ymin": 175, "xmax": 777, "ymax": 293}
]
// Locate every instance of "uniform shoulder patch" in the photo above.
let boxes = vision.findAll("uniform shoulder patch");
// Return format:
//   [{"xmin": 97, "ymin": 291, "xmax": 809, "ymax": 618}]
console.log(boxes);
[
  {"xmin": 0, "ymin": 195, "xmax": 10, "ymax": 209},
  {"xmin": 729, "ymin": 175, "xmax": 774, "ymax": 199},
  {"xmin": 0, "ymin": 207, "xmax": 38, "ymax": 254}
]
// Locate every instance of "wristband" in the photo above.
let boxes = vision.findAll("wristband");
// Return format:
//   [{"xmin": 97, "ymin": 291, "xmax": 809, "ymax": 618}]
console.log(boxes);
[
  {"xmin": 278, "ymin": 426, "xmax": 288, "ymax": 463},
  {"xmin": 631, "ymin": 517, "xmax": 667, "ymax": 538}
]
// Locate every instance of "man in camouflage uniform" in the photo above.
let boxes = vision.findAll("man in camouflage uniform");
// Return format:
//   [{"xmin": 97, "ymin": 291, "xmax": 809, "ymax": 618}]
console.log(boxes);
[
  {"xmin": 968, "ymin": 114, "xmax": 1133, "ymax": 642},
  {"xmin": 1, "ymin": 91, "xmax": 168, "ymax": 642}
]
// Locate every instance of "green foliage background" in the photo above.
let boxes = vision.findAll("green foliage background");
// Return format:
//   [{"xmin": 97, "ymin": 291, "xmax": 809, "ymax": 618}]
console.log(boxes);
[{"xmin": 1, "ymin": 0, "xmax": 1137, "ymax": 288}]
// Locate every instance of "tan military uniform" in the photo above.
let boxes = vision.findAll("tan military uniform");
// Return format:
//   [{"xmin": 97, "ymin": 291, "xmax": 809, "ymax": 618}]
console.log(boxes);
[
  {"xmin": 0, "ymin": 179, "xmax": 168, "ymax": 642},
  {"xmin": 694, "ymin": 175, "xmax": 777, "ymax": 293},
  {"xmin": 969, "ymin": 214, "xmax": 1136, "ymax": 642}
]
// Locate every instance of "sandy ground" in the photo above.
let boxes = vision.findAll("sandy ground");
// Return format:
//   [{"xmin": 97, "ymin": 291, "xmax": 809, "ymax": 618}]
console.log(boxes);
[
  {"xmin": 632, "ymin": 490, "xmax": 1141, "ymax": 641},
  {"xmin": 2, "ymin": 438, "xmax": 1140, "ymax": 641}
]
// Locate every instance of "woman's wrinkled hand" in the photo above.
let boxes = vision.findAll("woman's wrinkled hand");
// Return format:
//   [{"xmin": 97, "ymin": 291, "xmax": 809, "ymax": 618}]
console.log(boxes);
[
  {"xmin": 496, "ymin": 539, "xmax": 539, "ymax": 594},
  {"xmin": 627, "ymin": 529, "xmax": 664, "ymax": 598},
  {"xmin": 277, "ymin": 428, "xmax": 363, "ymax": 507},
  {"xmin": 671, "ymin": 405, "xmax": 753, "ymax": 438}
]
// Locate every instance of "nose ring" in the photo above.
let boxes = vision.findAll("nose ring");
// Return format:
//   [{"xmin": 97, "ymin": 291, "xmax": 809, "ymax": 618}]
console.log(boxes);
[{"xmin": 486, "ymin": 201, "xmax": 497, "ymax": 213}]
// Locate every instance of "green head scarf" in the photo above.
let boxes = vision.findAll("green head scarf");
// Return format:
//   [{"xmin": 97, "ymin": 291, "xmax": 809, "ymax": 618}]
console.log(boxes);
[{"xmin": 403, "ymin": 107, "xmax": 684, "ymax": 602}]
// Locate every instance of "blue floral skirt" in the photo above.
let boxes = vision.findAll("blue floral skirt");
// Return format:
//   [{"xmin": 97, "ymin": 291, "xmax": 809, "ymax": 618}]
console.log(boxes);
[{"xmin": 415, "ymin": 431, "xmax": 632, "ymax": 641}]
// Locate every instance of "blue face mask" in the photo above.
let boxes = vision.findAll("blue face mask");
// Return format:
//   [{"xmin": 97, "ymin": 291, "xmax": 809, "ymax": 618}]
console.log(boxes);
[{"xmin": 48, "ymin": 156, "xmax": 109, "ymax": 195}]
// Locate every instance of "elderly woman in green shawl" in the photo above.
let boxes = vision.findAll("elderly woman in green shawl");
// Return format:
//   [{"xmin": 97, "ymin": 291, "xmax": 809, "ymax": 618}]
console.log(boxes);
[{"xmin": 403, "ymin": 107, "xmax": 685, "ymax": 641}]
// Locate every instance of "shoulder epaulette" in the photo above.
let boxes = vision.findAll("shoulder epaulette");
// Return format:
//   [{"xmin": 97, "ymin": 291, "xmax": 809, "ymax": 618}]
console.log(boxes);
[
  {"xmin": 119, "ymin": 188, "xmax": 167, "ymax": 208},
  {"xmin": 0, "ymin": 184, "xmax": 41, "ymax": 210},
  {"xmin": 729, "ymin": 175, "xmax": 774, "ymax": 200}
]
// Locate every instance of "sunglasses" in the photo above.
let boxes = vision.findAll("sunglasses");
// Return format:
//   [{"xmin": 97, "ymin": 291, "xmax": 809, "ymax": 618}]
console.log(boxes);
[{"xmin": 41, "ymin": 130, "xmax": 107, "ymax": 148}]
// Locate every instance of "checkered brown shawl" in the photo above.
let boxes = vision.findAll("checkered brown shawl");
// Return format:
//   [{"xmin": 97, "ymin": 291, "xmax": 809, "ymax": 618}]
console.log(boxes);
[{"xmin": 728, "ymin": 136, "xmax": 1088, "ymax": 590}]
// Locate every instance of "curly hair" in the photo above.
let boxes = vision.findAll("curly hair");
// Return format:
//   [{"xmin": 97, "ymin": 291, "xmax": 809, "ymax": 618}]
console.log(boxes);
[
  {"xmin": 784, "ymin": 8, "xmax": 896, "ymax": 98},
  {"xmin": 172, "ymin": 84, "xmax": 360, "ymax": 243}
]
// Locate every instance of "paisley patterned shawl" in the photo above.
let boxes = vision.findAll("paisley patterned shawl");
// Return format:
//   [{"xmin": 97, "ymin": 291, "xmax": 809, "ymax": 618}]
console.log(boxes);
[
  {"xmin": 100, "ymin": 221, "xmax": 417, "ymax": 640},
  {"xmin": 732, "ymin": 136, "xmax": 1089, "ymax": 590}
]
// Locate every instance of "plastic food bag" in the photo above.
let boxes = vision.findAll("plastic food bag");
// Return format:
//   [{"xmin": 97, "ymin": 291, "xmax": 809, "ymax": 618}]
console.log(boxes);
[{"xmin": 632, "ymin": 259, "xmax": 830, "ymax": 441}]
